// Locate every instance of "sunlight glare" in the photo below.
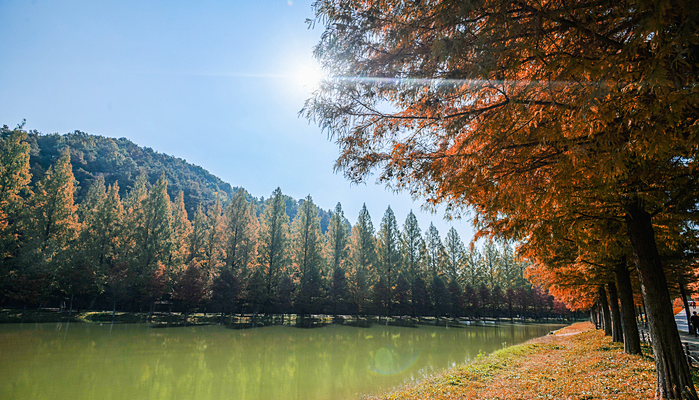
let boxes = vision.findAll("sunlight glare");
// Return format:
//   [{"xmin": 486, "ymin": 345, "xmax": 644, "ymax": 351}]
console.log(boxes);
[{"xmin": 295, "ymin": 62, "xmax": 324, "ymax": 92}]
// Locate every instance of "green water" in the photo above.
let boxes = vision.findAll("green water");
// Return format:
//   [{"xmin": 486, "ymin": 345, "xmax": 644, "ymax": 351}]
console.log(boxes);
[{"xmin": 0, "ymin": 321, "xmax": 564, "ymax": 400}]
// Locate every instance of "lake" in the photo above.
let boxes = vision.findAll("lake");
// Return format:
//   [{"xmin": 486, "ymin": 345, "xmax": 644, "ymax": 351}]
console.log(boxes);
[{"xmin": 0, "ymin": 321, "xmax": 565, "ymax": 400}]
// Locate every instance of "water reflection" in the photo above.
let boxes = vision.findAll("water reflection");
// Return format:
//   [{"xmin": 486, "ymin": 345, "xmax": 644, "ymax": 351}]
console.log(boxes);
[{"xmin": 0, "ymin": 322, "xmax": 564, "ymax": 400}]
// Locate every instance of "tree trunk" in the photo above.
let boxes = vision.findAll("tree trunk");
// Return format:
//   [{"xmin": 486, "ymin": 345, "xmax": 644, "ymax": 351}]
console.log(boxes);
[
  {"xmin": 626, "ymin": 202, "xmax": 696, "ymax": 399},
  {"xmin": 591, "ymin": 304, "xmax": 600, "ymax": 329},
  {"xmin": 598, "ymin": 286, "xmax": 612, "ymax": 336},
  {"xmin": 112, "ymin": 300, "xmax": 116, "ymax": 324},
  {"xmin": 679, "ymin": 281, "xmax": 692, "ymax": 335},
  {"xmin": 68, "ymin": 293, "xmax": 74, "ymax": 319},
  {"xmin": 641, "ymin": 300, "xmax": 649, "ymax": 327},
  {"xmin": 606, "ymin": 282, "xmax": 623, "ymax": 343},
  {"xmin": 614, "ymin": 259, "xmax": 642, "ymax": 355}
]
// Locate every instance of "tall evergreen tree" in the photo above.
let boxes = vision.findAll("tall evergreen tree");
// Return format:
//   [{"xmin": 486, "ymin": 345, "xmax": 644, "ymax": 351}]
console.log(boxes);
[
  {"xmin": 187, "ymin": 206, "xmax": 207, "ymax": 263},
  {"xmin": 221, "ymin": 189, "xmax": 258, "ymax": 313},
  {"xmin": 128, "ymin": 174, "xmax": 173, "ymax": 307},
  {"xmin": 74, "ymin": 178, "xmax": 124, "ymax": 303},
  {"xmin": 411, "ymin": 275, "xmax": 429, "ymax": 319},
  {"xmin": 326, "ymin": 203, "xmax": 350, "ymax": 316},
  {"xmin": 376, "ymin": 205, "xmax": 401, "ymax": 316},
  {"xmin": 400, "ymin": 210, "xmax": 423, "ymax": 282},
  {"xmin": 20, "ymin": 149, "xmax": 78, "ymax": 307},
  {"xmin": 138, "ymin": 174, "xmax": 173, "ymax": 273},
  {"xmin": 120, "ymin": 174, "xmax": 147, "ymax": 266},
  {"xmin": 424, "ymin": 223, "xmax": 444, "ymax": 277},
  {"xmin": 203, "ymin": 197, "xmax": 224, "ymax": 277},
  {"xmin": 444, "ymin": 227, "xmax": 466, "ymax": 281},
  {"xmin": 223, "ymin": 189, "xmax": 258, "ymax": 273},
  {"xmin": 464, "ymin": 247, "xmax": 483, "ymax": 288},
  {"xmin": 500, "ymin": 243, "xmax": 528, "ymax": 290},
  {"xmin": 28, "ymin": 149, "xmax": 79, "ymax": 259},
  {"xmin": 170, "ymin": 191, "xmax": 191, "ymax": 270},
  {"xmin": 258, "ymin": 187, "xmax": 289, "ymax": 311},
  {"xmin": 0, "ymin": 126, "xmax": 32, "ymax": 285},
  {"xmin": 291, "ymin": 195, "xmax": 323, "ymax": 315},
  {"xmin": 326, "ymin": 202, "xmax": 349, "ymax": 271},
  {"xmin": 431, "ymin": 274, "xmax": 450, "ymax": 318},
  {"xmin": 482, "ymin": 242, "xmax": 502, "ymax": 290},
  {"xmin": 348, "ymin": 204, "xmax": 376, "ymax": 316}
]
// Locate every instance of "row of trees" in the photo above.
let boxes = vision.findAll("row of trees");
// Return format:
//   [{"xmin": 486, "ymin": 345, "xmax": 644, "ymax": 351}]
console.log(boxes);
[
  {"xmin": 304, "ymin": 1, "xmax": 698, "ymax": 397},
  {"xmin": 0, "ymin": 127, "xmax": 566, "ymax": 321}
]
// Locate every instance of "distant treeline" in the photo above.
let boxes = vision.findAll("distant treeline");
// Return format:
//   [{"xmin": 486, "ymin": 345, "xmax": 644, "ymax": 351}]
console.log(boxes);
[{"xmin": 1, "ymin": 126, "xmax": 570, "ymax": 320}]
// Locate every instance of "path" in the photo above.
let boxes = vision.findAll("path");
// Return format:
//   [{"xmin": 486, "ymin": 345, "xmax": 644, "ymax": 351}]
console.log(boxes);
[{"xmin": 639, "ymin": 306, "xmax": 699, "ymax": 366}]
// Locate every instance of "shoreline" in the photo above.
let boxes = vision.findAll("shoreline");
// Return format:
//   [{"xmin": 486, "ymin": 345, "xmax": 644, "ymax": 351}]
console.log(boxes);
[
  {"xmin": 0, "ymin": 308, "xmax": 576, "ymax": 328},
  {"xmin": 366, "ymin": 322, "xmax": 660, "ymax": 400}
]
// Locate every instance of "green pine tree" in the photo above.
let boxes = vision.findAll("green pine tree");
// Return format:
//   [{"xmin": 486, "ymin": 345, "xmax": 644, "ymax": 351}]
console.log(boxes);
[
  {"xmin": 348, "ymin": 204, "xmax": 376, "ymax": 317},
  {"xmin": 376, "ymin": 205, "xmax": 401, "ymax": 316},
  {"xmin": 400, "ymin": 210, "xmax": 423, "ymax": 282},
  {"xmin": 258, "ymin": 187, "xmax": 289, "ymax": 311},
  {"xmin": 291, "ymin": 195, "xmax": 323, "ymax": 316},
  {"xmin": 444, "ymin": 227, "xmax": 466, "ymax": 282},
  {"xmin": 0, "ymin": 126, "xmax": 32, "ymax": 267}
]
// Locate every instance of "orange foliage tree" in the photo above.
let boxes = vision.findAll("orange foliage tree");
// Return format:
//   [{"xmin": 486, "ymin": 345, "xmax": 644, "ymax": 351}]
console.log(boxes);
[{"xmin": 304, "ymin": 1, "xmax": 699, "ymax": 397}]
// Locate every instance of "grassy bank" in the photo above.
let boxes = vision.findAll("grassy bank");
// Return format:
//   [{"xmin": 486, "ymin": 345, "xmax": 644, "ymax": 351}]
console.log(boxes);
[{"xmin": 368, "ymin": 322, "xmax": 662, "ymax": 400}]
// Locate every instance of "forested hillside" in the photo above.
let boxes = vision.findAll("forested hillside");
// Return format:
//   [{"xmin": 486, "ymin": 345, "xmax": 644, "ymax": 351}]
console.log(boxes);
[
  {"xmin": 21, "ymin": 127, "xmax": 336, "ymax": 232},
  {"xmin": 25, "ymin": 129, "xmax": 235, "ymax": 216}
]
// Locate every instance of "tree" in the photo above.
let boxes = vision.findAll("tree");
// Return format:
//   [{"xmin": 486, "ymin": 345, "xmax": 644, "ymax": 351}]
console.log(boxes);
[
  {"xmin": 431, "ymin": 274, "xmax": 450, "ymax": 319},
  {"xmin": 448, "ymin": 277, "xmax": 463, "ymax": 320},
  {"xmin": 0, "ymin": 125, "xmax": 32, "ymax": 264},
  {"xmin": 202, "ymin": 197, "xmax": 224, "ymax": 278},
  {"xmin": 376, "ymin": 206, "xmax": 401, "ymax": 315},
  {"xmin": 28, "ymin": 149, "xmax": 79, "ymax": 263},
  {"xmin": 222, "ymin": 189, "xmax": 258, "ymax": 309},
  {"xmin": 329, "ymin": 264, "xmax": 349, "ymax": 316},
  {"xmin": 170, "ymin": 191, "xmax": 192, "ymax": 270},
  {"xmin": 258, "ymin": 187, "xmax": 290, "ymax": 311},
  {"xmin": 482, "ymin": 242, "xmax": 502, "ymax": 290},
  {"xmin": 306, "ymin": 1, "xmax": 699, "ymax": 396},
  {"xmin": 443, "ymin": 227, "xmax": 465, "ymax": 281},
  {"xmin": 291, "ymin": 195, "xmax": 324, "ymax": 316},
  {"xmin": 73, "ymin": 178, "xmax": 123, "ymax": 310},
  {"xmin": 326, "ymin": 202, "xmax": 349, "ymax": 271},
  {"xmin": 424, "ymin": 223, "xmax": 444, "ymax": 277},
  {"xmin": 187, "ymin": 206, "xmax": 207, "ymax": 263},
  {"xmin": 223, "ymin": 189, "xmax": 258, "ymax": 274},
  {"xmin": 78, "ymin": 179, "xmax": 124, "ymax": 268},
  {"xmin": 172, "ymin": 261, "xmax": 207, "ymax": 325},
  {"xmin": 394, "ymin": 273, "xmax": 411, "ymax": 318},
  {"xmin": 400, "ymin": 210, "xmax": 423, "ymax": 282},
  {"xmin": 133, "ymin": 174, "xmax": 173, "ymax": 306},
  {"xmin": 464, "ymin": 247, "xmax": 483, "ymax": 289},
  {"xmin": 326, "ymin": 202, "xmax": 350, "ymax": 315},
  {"xmin": 411, "ymin": 275, "xmax": 429, "ymax": 320},
  {"xmin": 347, "ymin": 204, "xmax": 376, "ymax": 317},
  {"xmin": 211, "ymin": 266, "xmax": 240, "ymax": 320},
  {"xmin": 23, "ymin": 148, "xmax": 79, "ymax": 306}
]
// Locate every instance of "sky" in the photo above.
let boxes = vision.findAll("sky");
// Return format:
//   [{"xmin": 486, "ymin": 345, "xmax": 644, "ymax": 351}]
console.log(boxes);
[{"xmin": 0, "ymin": 0, "xmax": 475, "ymax": 244}]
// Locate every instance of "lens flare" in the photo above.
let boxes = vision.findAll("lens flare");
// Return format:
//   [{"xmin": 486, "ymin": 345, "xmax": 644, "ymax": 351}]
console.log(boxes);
[{"xmin": 295, "ymin": 64, "xmax": 323, "ymax": 91}]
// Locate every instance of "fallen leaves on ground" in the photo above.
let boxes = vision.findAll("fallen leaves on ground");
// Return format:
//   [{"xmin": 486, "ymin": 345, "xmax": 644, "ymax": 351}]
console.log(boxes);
[{"xmin": 368, "ymin": 322, "xmax": 655, "ymax": 400}]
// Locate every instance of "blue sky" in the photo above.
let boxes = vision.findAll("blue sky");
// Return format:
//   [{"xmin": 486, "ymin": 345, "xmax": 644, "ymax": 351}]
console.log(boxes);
[{"xmin": 0, "ymin": 0, "xmax": 475, "ymax": 243}]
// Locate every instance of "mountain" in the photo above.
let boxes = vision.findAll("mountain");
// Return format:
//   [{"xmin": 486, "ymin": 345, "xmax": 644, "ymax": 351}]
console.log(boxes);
[{"xmin": 23, "ymin": 130, "xmax": 341, "ymax": 232}]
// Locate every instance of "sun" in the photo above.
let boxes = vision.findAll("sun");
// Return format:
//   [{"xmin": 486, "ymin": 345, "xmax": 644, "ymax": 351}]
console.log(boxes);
[{"xmin": 294, "ymin": 62, "xmax": 324, "ymax": 92}]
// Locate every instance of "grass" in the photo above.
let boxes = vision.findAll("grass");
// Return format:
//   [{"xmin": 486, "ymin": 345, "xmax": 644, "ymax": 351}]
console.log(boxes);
[{"xmin": 367, "ymin": 322, "xmax": 660, "ymax": 400}]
